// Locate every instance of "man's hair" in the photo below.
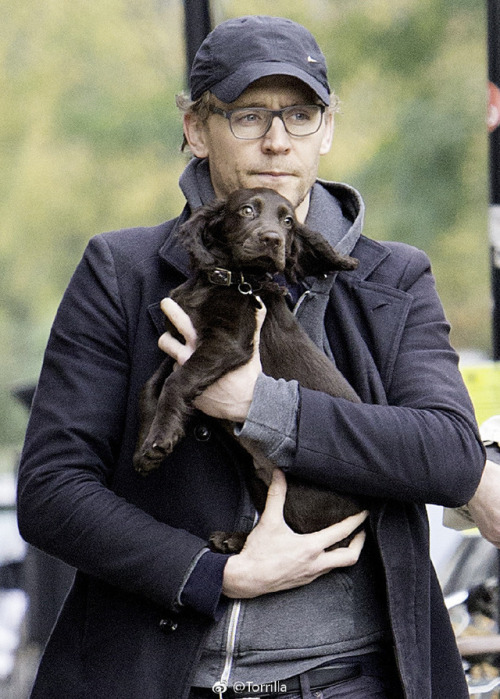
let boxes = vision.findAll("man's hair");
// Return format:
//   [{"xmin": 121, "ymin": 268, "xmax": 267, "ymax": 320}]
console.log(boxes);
[
  {"xmin": 176, "ymin": 91, "xmax": 213, "ymax": 151},
  {"xmin": 175, "ymin": 89, "xmax": 340, "ymax": 153}
]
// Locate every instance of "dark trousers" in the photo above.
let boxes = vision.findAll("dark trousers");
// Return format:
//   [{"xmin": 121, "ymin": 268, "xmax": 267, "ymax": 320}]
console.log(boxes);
[{"xmin": 189, "ymin": 651, "xmax": 404, "ymax": 699}]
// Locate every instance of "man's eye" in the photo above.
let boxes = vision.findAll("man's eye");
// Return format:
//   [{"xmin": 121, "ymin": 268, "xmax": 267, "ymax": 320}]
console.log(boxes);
[
  {"xmin": 288, "ymin": 108, "xmax": 312, "ymax": 122},
  {"xmin": 234, "ymin": 111, "xmax": 264, "ymax": 124},
  {"xmin": 240, "ymin": 205, "xmax": 255, "ymax": 218}
]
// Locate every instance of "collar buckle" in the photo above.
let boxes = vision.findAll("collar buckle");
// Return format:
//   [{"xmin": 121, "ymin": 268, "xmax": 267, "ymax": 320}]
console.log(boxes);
[{"xmin": 208, "ymin": 267, "xmax": 232, "ymax": 286}]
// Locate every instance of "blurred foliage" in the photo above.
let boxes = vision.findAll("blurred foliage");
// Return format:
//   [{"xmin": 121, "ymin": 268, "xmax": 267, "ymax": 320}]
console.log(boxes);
[{"xmin": 0, "ymin": 0, "xmax": 491, "ymax": 452}]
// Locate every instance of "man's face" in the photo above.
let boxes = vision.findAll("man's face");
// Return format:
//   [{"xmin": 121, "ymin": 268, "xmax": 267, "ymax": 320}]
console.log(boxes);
[{"xmin": 184, "ymin": 76, "xmax": 334, "ymax": 222}]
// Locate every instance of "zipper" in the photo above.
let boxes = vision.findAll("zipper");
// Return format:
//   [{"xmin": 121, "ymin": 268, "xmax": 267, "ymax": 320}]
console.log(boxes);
[
  {"xmin": 212, "ymin": 599, "xmax": 243, "ymax": 697},
  {"xmin": 292, "ymin": 288, "xmax": 311, "ymax": 316},
  {"xmin": 212, "ymin": 510, "xmax": 260, "ymax": 697}
]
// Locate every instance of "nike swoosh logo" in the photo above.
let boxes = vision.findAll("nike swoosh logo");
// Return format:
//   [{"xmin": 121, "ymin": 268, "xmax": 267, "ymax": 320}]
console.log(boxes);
[{"xmin": 307, "ymin": 55, "xmax": 319, "ymax": 63}]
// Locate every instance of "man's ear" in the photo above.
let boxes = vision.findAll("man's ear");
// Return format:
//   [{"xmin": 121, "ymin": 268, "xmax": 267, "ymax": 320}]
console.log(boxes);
[
  {"xmin": 183, "ymin": 113, "xmax": 209, "ymax": 158},
  {"xmin": 319, "ymin": 109, "xmax": 334, "ymax": 156}
]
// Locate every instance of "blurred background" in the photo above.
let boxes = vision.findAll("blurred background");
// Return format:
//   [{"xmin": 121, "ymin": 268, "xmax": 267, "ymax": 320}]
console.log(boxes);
[{"xmin": 0, "ymin": 0, "xmax": 497, "ymax": 696}]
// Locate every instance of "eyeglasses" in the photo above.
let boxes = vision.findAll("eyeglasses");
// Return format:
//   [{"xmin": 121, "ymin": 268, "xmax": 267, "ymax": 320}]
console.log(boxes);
[{"xmin": 209, "ymin": 104, "xmax": 325, "ymax": 140}]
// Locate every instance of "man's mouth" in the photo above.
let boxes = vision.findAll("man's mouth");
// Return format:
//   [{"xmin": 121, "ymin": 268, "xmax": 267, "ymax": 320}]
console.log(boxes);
[
  {"xmin": 259, "ymin": 172, "xmax": 290, "ymax": 178},
  {"xmin": 250, "ymin": 170, "xmax": 295, "ymax": 180}
]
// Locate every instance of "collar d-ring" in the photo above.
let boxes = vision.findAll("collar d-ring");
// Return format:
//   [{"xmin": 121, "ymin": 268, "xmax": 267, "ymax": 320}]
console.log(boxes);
[{"xmin": 237, "ymin": 275, "xmax": 254, "ymax": 295}]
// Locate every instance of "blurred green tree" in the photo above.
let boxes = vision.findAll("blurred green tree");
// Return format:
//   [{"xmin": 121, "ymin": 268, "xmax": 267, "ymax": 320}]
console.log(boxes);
[{"xmin": 0, "ymin": 0, "xmax": 187, "ymax": 450}]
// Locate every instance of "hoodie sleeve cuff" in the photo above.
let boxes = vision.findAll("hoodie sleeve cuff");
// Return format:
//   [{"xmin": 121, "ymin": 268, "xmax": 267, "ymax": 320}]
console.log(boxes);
[
  {"xmin": 179, "ymin": 550, "xmax": 230, "ymax": 620},
  {"xmin": 234, "ymin": 373, "xmax": 299, "ymax": 469}
]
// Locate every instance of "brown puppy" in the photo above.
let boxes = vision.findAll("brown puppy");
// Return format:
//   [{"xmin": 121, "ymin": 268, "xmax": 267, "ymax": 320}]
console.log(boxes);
[{"xmin": 133, "ymin": 187, "xmax": 365, "ymax": 552}]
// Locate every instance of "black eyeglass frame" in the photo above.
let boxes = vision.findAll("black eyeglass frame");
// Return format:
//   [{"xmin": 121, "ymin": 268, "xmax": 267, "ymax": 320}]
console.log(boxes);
[{"xmin": 208, "ymin": 104, "xmax": 326, "ymax": 140}]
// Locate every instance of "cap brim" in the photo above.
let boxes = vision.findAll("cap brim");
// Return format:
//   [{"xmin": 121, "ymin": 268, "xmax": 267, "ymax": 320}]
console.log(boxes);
[{"xmin": 210, "ymin": 62, "xmax": 330, "ymax": 106}]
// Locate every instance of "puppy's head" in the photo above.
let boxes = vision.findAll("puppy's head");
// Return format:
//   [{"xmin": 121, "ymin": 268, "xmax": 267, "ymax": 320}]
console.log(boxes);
[
  {"xmin": 179, "ymin": 188, "xmax": 295, "ymax": 273},
  {"xmin": 220, "ymin": 188, "xmax": 299, "ymax": 273},
  {"xmin": 179, "ymin": 187, "xmax": 358, "ymax": 280}
]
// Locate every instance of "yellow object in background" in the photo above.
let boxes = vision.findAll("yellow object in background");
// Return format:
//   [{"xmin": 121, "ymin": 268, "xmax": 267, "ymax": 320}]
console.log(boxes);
[
  {"xmin": 443, "ymin": 362, "xmax": 500, "ymax": 532},
  {"xmin": 460, "ymin": 363, "xmax": 500, "ymax": 427}
]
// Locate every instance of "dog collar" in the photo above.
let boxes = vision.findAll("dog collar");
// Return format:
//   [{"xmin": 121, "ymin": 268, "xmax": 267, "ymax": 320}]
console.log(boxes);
[
  {"xmin": 207, "ymin": 267, "xmax": 239, "ymax": 287},
  {"xmin": 206, "ymin": 267, "xmax": 286, "ymax": 297}
]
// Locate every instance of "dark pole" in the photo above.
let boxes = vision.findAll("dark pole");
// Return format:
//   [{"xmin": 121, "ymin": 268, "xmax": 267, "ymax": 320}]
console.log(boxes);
[
  {"xmin": 488, "ymin": 0, "xmax": 500, "ymax": 360},
  {"xmin": 183, "ymin": 0, "xmax": 212, "ymax": 90},
  {"xmin": 486, "ymin": 0, "xmax": 500, "ymax": 640}
]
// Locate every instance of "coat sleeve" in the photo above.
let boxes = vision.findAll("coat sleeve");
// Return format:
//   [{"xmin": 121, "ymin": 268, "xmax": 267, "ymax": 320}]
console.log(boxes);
[
  {"xmin": 16, "ymin": 235, "xmax": 221, "ymax": 615},
  {"xmin": 244, "ymin": 247, "xmax": 485, "ymax": 508}
]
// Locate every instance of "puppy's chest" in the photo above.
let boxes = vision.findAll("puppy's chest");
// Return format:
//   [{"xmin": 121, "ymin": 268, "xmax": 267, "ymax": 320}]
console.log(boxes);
[{"xmin": 171, "ymin": 282, "xmax": 259, "ymax": 335}]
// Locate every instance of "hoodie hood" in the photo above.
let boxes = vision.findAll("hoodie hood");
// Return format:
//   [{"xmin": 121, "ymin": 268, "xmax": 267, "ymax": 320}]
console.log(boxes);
[
  {"xmin": 178, "ymin": 157, "xmax": 365, "ymax": 257},
  {"xmin": 178, "ymin": 157, "xmax": 215, "ymax": 212}
]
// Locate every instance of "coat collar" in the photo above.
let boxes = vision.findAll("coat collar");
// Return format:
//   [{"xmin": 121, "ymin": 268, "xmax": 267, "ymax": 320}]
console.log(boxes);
[
  {"xmin": 158, "ymin": 206, "xmax": 191, "ymax": 278},
  {"xmin": 349, "ymin": 236, "xmax": 392, "ymax": 282}
]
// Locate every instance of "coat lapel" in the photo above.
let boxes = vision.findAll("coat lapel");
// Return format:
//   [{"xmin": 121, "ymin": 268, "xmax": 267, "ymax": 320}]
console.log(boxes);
[{"xmin": 327, "ymin": 237, "xmax": 413, "ymax": 405}]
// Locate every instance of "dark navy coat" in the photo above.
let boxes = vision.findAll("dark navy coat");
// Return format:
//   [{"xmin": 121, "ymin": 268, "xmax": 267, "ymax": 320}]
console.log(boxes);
[{"xmin": 17, "ymin": 212, "xmax": 484, "ymax": 698}]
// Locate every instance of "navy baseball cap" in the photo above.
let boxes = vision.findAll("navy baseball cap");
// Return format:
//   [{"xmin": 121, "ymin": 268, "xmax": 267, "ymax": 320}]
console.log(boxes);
[{"xmin": 189, "ymin": 15, "xmax": 331, "ymax": 106}]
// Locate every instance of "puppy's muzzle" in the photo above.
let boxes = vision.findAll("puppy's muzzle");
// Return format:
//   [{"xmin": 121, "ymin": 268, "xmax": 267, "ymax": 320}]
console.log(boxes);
[
  {"xmin": 241, "ymin": 229, "xmax": 286, "ymax": 269},
  {"xmin": 259, "ymin": 230, "xmax": 283, "ymax": 251}
]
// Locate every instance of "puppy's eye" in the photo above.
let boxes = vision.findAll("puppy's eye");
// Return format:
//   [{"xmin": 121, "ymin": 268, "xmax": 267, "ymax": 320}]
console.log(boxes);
[
  {"xmin": 239, "ymin": 205, "xmax": 255, "ymax": 218},
  {"xmin": 283, "ymin": 216, "xmax": 294, "ymax": 228}
]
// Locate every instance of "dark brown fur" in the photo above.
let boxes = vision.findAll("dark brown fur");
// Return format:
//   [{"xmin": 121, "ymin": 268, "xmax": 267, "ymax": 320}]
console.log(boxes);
[{"xmin": 133, "ymin": 187, "xmax": 365, "ymax": 552}]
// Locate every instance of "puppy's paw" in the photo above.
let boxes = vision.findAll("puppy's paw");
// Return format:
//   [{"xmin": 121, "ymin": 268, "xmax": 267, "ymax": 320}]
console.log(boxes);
[
  {"xmin": 133, "ymin": 447, "xmax": 164, "ymax": 476},
  {"xmin": 133, "ymin": 428, "xmax": 184, "ymax": 475},
  {"xmin": 209, "ymin": 531, "xmax": 248, "ymax": 554}
]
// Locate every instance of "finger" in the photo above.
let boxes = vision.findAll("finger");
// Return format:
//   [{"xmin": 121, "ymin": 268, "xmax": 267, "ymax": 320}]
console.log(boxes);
[
  {"xmin": 314, "ymin": 509, "xmax": 369, "ymax": 551},
  {"xmin": 258, "ymin": 469, "xmax": 287, "ymax": 524},
  {"xmin": 160, "ymin": 297, "xmax": 197, "ymax": 346},
  {"xmin": 253, "ymin": 296, "xmax": 267, "ymax": 330},
  {"xmin": 158, "ymin": 331, "xmax": 194, "ymax": 365},
  {"xmin": 320, "ymin": 529, "xmax": 366, "ymax": 570},
  {"xmin": 251, "ymin": 298, "xmax": 267, "ymax": 354}
]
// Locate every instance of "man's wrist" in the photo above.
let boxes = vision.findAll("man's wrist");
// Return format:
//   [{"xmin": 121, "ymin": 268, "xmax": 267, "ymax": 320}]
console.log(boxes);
[{"xmin": 222, "ymin": 553, "xmax": 261, "ymax": 599}]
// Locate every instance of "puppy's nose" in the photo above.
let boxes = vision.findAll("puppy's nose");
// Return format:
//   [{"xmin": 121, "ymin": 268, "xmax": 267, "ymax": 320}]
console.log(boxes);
[{"xmin": 259, "ymin": 231, "xmax": 282, "ymax": 249}]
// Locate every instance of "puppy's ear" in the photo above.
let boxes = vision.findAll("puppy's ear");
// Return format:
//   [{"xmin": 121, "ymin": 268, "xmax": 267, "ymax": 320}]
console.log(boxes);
[
  {"xmin": 178, "ymin": 199, "xmax": 228, "ymax": 268},
  {"xmin": 287, "ymin": 222, "xmax": 358, "ymax": 282}
]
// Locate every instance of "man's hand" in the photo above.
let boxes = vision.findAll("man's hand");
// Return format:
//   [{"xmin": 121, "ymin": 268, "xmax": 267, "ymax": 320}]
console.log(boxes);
[
  {"xmin": 158, "ymin": 297, "xmax": 199, "ymax": 366},
  {"xmin": 222, "ymin": 469, "xmax": 368, "ymax": 598},
  {"xmin": 159, "ymin": 297, "xmax": 266, "ymax": 423},
  {"xmin": 468, "ymin": 459, "xmax": 500, "ymax": 548}
]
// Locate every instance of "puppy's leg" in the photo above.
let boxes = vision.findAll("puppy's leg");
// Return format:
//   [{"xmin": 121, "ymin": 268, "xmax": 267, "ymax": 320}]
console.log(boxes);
[
  {"xmin": 133, "ymin": 358, "xmax": 172, "ymax": 471},
  {"xmin": 134, "ymin": 364, "xmax": 194, "ymax": 473},
  {"xmin": 135, "ymin": 334, "xmax": 254, "ymax": 473},
  {"xmin": 135, "ymin": 366, "xmax": 196, "ymax": 471}
]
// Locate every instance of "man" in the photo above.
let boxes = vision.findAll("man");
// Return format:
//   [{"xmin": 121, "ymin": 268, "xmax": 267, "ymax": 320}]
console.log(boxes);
[{"xmin": 17, "ymin": 15, "xmax": 485, "ymax": 699}]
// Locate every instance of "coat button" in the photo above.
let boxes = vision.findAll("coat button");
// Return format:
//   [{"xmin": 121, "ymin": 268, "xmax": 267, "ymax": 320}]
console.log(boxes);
[
  {"xmin": 159, "ymin": 617, "xmax": 178, "ymax": 633},
  {"xmin": 194, "ymin": 424, "xmax": 211, "ymax": 441}
]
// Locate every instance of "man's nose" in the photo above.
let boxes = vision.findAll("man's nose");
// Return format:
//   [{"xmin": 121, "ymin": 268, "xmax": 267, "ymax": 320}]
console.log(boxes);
[{"xmin": 261, "ymin": 116, "xmax": 291, "ymax": 153}]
